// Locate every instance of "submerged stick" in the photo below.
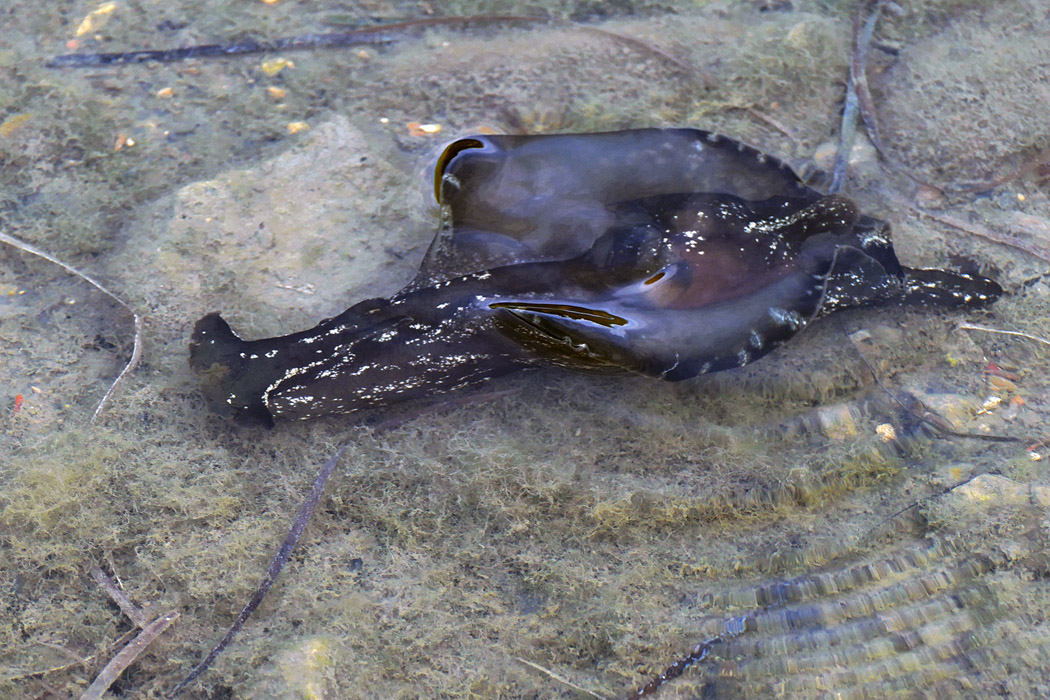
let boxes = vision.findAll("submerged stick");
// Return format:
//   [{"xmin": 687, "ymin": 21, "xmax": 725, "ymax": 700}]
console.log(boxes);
[
  {"xmin": 957, "ymin": 322, "xmax": 1050, "ymax": 348},
  {"xmin": 50, "ymin": 31, "xmax": 394, "ymax": 67},
  {"xmin": 838, "ymin": 317, "xmax": 1020, "ymax": 444},
  {"xmin": 920, "ymin": 211, "xmax": 1050, "ymax": 265},
  {"xmin": 829, "ymin": 0, "xmax": 887, "ymax": 193},
  {"xmin": 514, "ymin": 657, "xmax": 610, "ymax": 700},
  {"xmin": 80, "ymin": 611, "xmax": 180, "ymax": 700},
  {"xmin": 838, "ymin": 2, "xmax": 1045, "ymax": 196},
  {"xmin": 630, "ymin": 631, "xmax": 731, "ymax": 698},
  {"xmin": 47, "ymin": 11, "xmax": 697, "ymax": 88},
  {"xmin": 838, "ymin": 0, "xmax": 956, "ymax": 192},
  {"xmin": 49, "ymin": 15, "xmax": 548, "ymax": 67},
  {"xmin": 3, "ymin": 631, "xmax": 139, "ymax": 683},
  {"xmin": 170, "ymin": 389, "xmax": 515, "ymax": 694},
  {"xmin": 169, "ymin": 444, "xmax": 349, "ymax": 696},
  {"xmin": 955, "ymin": 148, "xmax": 1050, "ymax": 193},
  {"xmin": 848, "ymin": 1, "xmax": 892, "ymax": 166},
  {"xmin": 0, "ymin": 229, "xmax": 142, "ymax": 423},
  {"xmin": 91, "ymin": 566, "xmax": 150, "ymax": 629},
  {"xmin": 571, "ymin": 24, "xmax": 702, "ymax": 82}
]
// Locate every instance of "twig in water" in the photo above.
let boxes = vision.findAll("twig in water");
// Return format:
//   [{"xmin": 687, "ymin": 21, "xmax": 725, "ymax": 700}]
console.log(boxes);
[
  {"xmin": 839, "ymin": 318, "xmax": 1020, "ymax": 444},
  {"xmin": 514, "ymin": 657, "xmax": 610, "ymax": 700},
  {"xmin": 570, "ymin": 24, "xmax": 705, "ymax": 84},
  {"xmin": 746, "ymin": 107, "xmax": 798, "ymax": 144},
  {"xmin": 957, "ymin": 322, "xmax": 1050, "ymax": 348},
  {"xmin": 169, "ymin": 444, "xmax": 349, "ymax": 696},
  {"xmin": 171, "ymin": 388, "xmax": 517, "ymax": 694},
  {"xmin": 91, "ymin": 566, "xmax": 150, "ymax": 629},
  {"xmin": 631, "ymin": 632, "xmax": 730, "ymax": 698},
  {"xmin": 848, "ymin": 1, "xmax": 893, "ymax": 167},
  {"xmin": 0, "ymin": 229, "xmax": 142, "ymax": 423},
  {"xmin": 919, "ymin": 211, "xmax": 1050, "ymax": 265},
  {"xmin": 29, "ymin": 642, "xmax": 87, "ymax": 667},
  {"xmin": 838, "ymin": 2, "xmax": 1047, "ymax": 196},
  {"xmin": 47, "ymin": 12, "xmax": 700, "ymax": 97},
  {"xmin": 864, "ymin": 473, "xmax": 990, "ymax": 540},
  {"xmin": 955, "ymin": 148, "xmax": 1050, "ymax": 193},
  {"xmin": 48, "ymin": 15, "xmax": 549, "ymax": 67},
  {"xmin": 830, "ymin": 0, "xmax": 888, "ymax": 193},
  {"xmin": 51, "ymin": 30, "xmax": 394, "ymax": 67},
  {"xmin": 3, "ymin": 632, "xmax": 137, "ymax": 683},
  {"xmin": 80, "ymin": 610, "xmax": 180, "ymax": 700}
]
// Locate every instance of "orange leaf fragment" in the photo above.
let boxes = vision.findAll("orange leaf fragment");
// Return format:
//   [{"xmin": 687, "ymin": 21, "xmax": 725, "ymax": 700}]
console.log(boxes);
[{"xmin": 407, "ymin": 122, "xmax": 442, "ymax": 137}]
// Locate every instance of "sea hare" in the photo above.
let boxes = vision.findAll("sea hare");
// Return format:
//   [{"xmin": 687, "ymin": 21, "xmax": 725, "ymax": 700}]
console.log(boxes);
[{"xmin": 189, "ymin": 128, "xmax": 1000, "ymax": 427}]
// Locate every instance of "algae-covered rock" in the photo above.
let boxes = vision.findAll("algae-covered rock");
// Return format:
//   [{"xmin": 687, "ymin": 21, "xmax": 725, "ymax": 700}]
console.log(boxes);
[
  {"xmin": 249, "ymin": 636, "xmax": 339, "ymax": 700},
  {"xmin": 112, "ymin": 115, "xmax": 421, "ymax": 350}
]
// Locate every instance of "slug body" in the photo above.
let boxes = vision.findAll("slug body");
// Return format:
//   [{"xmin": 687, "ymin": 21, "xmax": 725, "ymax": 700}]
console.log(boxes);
[{"xmin": 190, "ymin": 129, "xmax": 1000, "ymax": 426}]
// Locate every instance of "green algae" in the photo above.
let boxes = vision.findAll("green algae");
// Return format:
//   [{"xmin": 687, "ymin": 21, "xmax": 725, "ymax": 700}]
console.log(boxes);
[{"xmin": 2, "ymin": 1, "xmax": 1049, "ymax": 699}]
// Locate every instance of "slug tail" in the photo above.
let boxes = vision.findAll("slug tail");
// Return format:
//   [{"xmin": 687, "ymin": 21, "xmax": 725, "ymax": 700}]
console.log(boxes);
[
  {"xmin": 902, "ymin": 268, "xmax": 1002, "ymax": 308},
  {"xmin": 189, "ymin": 312, "xmax": 275, "ymax": 428}
]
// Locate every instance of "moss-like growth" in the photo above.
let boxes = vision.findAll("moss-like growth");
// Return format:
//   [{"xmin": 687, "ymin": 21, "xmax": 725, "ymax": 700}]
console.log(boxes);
[{"xmin": 3, "ymin": 2, "xmax": 1049, "ymax": 698}]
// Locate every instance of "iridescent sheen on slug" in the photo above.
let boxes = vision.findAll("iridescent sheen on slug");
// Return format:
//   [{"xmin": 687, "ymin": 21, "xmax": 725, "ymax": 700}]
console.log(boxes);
[{"xmin": 189, "ymin": 128, "xmax": 1001, "ymax": 427}]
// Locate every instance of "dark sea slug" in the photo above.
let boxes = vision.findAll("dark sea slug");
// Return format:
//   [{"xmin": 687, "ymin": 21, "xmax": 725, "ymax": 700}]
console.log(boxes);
[{"xmin": 189, "ymin": 128, "xmax": 1000, "ymax": 427}]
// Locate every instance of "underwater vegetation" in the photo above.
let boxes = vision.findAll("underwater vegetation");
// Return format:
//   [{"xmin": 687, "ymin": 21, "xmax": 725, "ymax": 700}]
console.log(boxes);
[
  {"xmin": 3, "ymin": 1, "xmax": 1050, "ymax": 699},
  {"xmin": 189, "ymin": 128, "xmax": 999, "ymax": 427}
]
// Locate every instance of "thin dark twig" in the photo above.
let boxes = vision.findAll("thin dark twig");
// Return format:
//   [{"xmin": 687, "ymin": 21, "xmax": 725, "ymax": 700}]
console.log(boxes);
[
  {"xmin": 569, "ymin": 24, "xmax": 706, "ymax": 83},
  {"xmin": 954, "ymin": 148, "xmax": 1050, "ymax": 193},
  {"xmin": 921, "ymin": 210, "xmax": 1050, "ymax": 265},
  {"xmin": 843, "ymin": 3, "xmax": 1046, "ymax": 195},
  {"xmin": 47, "ymin": 13, "xmax": 697, "ymax": 90},
  {"xmin": 746, "ymin": 107, "xmax": 798, "ymax": 144},
  {"xmin": 630, "ymin": 635, "xmax": 723, "ymax": 697},
  {"xmin": 957, "ymin": 322, "xmax": 1050, "ymax": 348},
  {"xmin": 631, "ymin": 606, "xmax": 761, "ymax": 697},
  {"xmin": 844, "ymin": 1, "xmax": 946, "ymax": 191},
  {"xmin": 628, "ymin": 618, "xmax": 753, "ymax": 700},
  {"xmin": 830, "ymin": 0, "xmax": 886, "ymax": 193},
  {"xmin": 48, "ymin": 15, "xmax": 549, "ymax": 67},
  {"xmin": 50, "ymin": 31, "xmax": 394, "ymax": 67},
  {"xmin": 849, "ymin": 2, "xmax": 891, "ymax": 165},
  {"xmin": 862, "ymin": 471, "xmax": 1036, "ymax": 547},
  {"xmin": 169, "ymin": 388, "xmax": 515, "ymax": 695},
  {"xmin": 169, "ymin": 445, "xmax": 349, "ymax": 696},
  {"xmin": 865, "ymin": 475, "xmax": 987, "ymax": 537},
  {"xmin": 0, "ymin": 229, "xmax": 142, "ymax": 423}
]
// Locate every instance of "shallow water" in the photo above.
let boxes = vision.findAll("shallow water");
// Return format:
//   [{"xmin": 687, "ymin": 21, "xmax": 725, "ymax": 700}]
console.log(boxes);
[{"xmin": 2, "ymin": 1, "xmax": 1049, "ymax": 698}]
